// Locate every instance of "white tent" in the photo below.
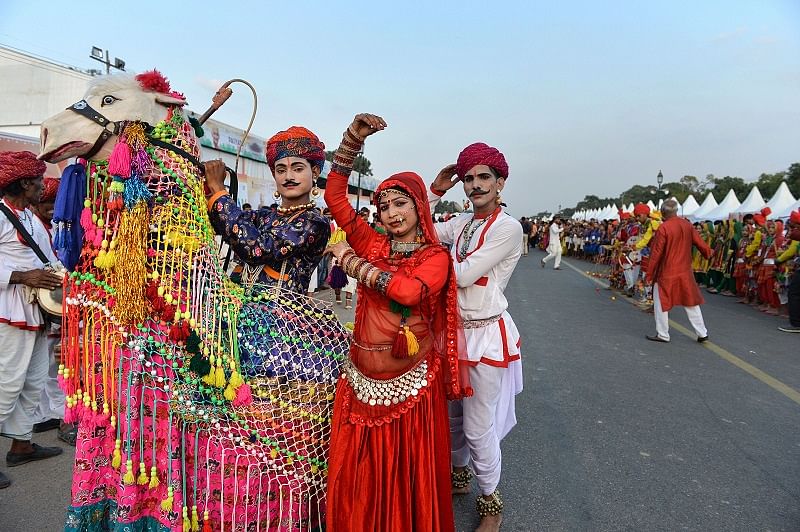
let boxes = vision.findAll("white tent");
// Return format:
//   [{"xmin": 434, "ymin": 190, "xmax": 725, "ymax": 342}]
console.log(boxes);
[
  {"xmin": 733, "ymin": 186, "xmax": 766, "ymax": 215},
  {"xmin": 646, "ymin": 200, "xmax": 657, "ymax": 211},
  {"xmin": 626, "ymin": 202, "xmax": 634, "ymax": 213},
  {"xmin": 775, "ymin": 198, "xmax": 800, "ymax": 219},
  {"xmin": 690, "ymin": 192, "xmax": 719, "ymax": 221},
  {"xmin": 764, "ymin": 182, "xmax": 797, "ymax": 216},
  {"xmin": 680, "ymin": 194, "xmax": 700, "ymax": 217},
  {"xmin": 704, "ymin": 189, "xmax": 741, "ymax": 221}
]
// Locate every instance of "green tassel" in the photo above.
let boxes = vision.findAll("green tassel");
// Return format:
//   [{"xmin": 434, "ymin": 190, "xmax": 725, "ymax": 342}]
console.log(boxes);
[
  {"xmin": 189, "ymin": 353, "xmax": 211, "ymax": 376},
  {"xmin": 389, "ymin": 299, "xmax": 411, "ymax": 318},
  {"xmin": 185, "ymin": 331, "xmax": 202, "ymax": 354},
  {"xmin": 188, "ymin": 116, "xmax": 205, "ymax": 138}
]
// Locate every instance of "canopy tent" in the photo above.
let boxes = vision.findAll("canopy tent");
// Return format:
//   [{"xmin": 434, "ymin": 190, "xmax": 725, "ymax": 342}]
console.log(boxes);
[
  {"xmin": 680, "ymin": 195, "xmax": 700, "ymax": 217},
  {"xmin": 732, "ymin": 186, "xmax": 766, "ymax": 215},
  {"xmin": 764, "ymin": 182, "xmax": 797, "ymax": 216},
  {"xmin": 690, "ymin": 192, "xmax": 719, "ymax": 221},
  {"xmin": 646, "ymin": 200, "xmax": 657, "ymax": 211},
  {"xmin": 703, "ymin": 189, "xmax": 741, "ymax": 221},
  {"xmin": 626, "ymin": 203, "xmax": 635, "ymax": 213},
  {"xmin": 775, "ymin": 198, "xmax": 800, "ymax": 219}
]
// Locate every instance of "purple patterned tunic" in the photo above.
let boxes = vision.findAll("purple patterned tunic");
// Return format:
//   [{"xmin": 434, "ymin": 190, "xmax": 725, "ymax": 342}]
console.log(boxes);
[{"xmin": 209, "ymin": 195, "xmax": 330, "ymax": 293}]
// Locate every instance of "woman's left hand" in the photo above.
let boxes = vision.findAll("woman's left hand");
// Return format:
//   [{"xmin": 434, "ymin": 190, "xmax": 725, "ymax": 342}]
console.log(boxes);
[{"xmin": 326, "ymin": 241, "xmax": 352, "ymax": 260}]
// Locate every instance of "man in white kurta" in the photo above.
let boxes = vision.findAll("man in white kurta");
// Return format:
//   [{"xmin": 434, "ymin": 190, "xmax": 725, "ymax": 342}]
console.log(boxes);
[
  {"xmin": 542, "ymin": 218, "xmax": 563, "ymax": 269},
  {"xmin": 429, "ymin": 142, "xmax": 523, "ymax": 530},
  {"xmin": 0, "ymin": 151, "xmax": 63, "ymax": 489}
]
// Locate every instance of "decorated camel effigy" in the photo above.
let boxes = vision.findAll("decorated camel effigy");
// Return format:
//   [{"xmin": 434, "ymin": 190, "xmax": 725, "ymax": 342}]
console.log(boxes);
[{"xmin": 40, "ymin": 71, "xmax": 347, "ymax": 531}]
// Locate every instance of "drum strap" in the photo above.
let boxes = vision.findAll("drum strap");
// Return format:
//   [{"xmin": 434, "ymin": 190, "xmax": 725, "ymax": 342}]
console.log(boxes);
[{"xmin": 0, "ymin": 202, "xmax": 50, "ymax": 264}]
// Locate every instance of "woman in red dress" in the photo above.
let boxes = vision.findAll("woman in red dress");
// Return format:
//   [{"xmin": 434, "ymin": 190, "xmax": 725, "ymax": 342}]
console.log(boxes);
[{"xmin": 323, "ymin": 114, "xmax": 470, "ymax": 531}]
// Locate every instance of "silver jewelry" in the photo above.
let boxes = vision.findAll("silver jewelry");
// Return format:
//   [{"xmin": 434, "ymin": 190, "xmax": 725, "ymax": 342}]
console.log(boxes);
[
  {"xmin": 462, "ymin": 314, "xmax": 502, "ymax": 329},
  {"xmin": 343, "ymin": 358, "xmax": 430, "ymax": 407},
  {"xmin": 457, "ymin": 216, "xmax": 490, "ymax": 260},
  {"xmin": 390, "ymin": 240, "xmax": 423, "ymax": 254}
]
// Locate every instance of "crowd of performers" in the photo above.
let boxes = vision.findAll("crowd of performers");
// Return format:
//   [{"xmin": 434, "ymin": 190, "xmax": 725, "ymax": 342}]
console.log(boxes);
[
  {"xmin": 533, "ymin": 203, "xmax": 800, "ymax": 329},
  {"xmin": 0, "ymin": 72, "xmax": 523, "ymax": 532}
]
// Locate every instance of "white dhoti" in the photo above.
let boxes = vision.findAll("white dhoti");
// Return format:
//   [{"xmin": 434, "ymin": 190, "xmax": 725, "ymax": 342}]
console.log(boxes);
[
  {"xmin": 450, "ymin": 313, "xmax": 524, "ymax": 495},
  {"xmin": 0, "ymin": 323, "xmax": 50, "ymax": 440},
  {"xmin": 653, "ymin": 282, "xmax": 707, "ymax": 341},
  {"xmin": 33, "ymin": 334, "xmax": 64, "ymax": 423},
  {"xmin": 623, "ymin": 264, "xmax": 640, "ymax": 289},
  {"xmin": 543, "ymin": 242, "xmax": 562, "ymax": 269}
]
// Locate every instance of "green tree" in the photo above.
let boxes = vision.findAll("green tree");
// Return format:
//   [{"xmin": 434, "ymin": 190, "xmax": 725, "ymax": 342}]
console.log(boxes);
[
  {"xmin": 325, "ymin": 150, "xmax": 373, "ymax": 176},
  {"xmin": 679, "ymin": 175, "xmax": 701, "ymax": 193},
  {"xmin": 754, "ymin": 172, "xmax": 787, "ymax": 199},
  {"xmin": 661, "ymin": 181, "xmax": 692, "ymax": 203},
  {"xmin": 434, "ymin": 200, "xmax": 463, "ymax": 214},
  {"xmin": 619, "ymin": 184, "xmax": 657, "ymax": 206},
  {"xmin": 786, "ymin": 162, "xmax": 800, "ymax": 197},
  {"xmin": 707, "ymin": 176, "xmax": 748, "ymax": 201}
]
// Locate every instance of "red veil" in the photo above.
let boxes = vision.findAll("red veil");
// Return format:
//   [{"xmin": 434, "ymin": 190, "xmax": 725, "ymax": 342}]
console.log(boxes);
[{"xmin": 373, "ymin": 172, "xmax": 471, "ymax": 399}]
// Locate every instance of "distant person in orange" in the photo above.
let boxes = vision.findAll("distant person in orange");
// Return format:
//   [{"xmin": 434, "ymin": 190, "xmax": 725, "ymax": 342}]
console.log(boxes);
[{"xmin": 645, "ymin": 199, "xmax": 713, "ymax": 343}]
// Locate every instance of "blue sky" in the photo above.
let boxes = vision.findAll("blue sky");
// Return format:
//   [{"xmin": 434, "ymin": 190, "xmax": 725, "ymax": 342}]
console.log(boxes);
[{"xmin": 2, "ymin": 0, "xmax": 798, "ymax": 215}]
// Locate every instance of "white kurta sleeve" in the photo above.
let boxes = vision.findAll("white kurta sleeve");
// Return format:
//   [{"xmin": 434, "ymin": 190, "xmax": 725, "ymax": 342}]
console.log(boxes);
[{"xmin": 453, "ymin": 220, "xmax": 522, "ymax": 287}]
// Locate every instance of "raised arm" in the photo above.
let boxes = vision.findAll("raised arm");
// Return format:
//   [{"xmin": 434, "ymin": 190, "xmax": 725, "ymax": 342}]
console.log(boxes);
[
  {"xmin": 428, "ymin": 164, "xmax": 460, "ymax": 245},
  {"xmin": 324, "ymin": 113, "xmax": 386, "ymax": 257}
]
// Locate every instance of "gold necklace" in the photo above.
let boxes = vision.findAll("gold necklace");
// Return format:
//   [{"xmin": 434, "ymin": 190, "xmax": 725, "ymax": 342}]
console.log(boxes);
[{"xmin": 277, "ymin": 201, "xmax": 315, "ymax": 215}]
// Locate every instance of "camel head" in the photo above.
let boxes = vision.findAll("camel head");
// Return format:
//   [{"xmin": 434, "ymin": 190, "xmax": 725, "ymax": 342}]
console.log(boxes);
[{"xmin": 39, "ymin": 70, "xmax": 186, "ymax": 163}]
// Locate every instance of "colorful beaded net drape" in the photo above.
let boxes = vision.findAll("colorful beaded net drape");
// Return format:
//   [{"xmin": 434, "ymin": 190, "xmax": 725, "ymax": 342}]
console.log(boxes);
[{"xmin": 60, "ymin": 98, "xmax": 347, "ymax": 531}]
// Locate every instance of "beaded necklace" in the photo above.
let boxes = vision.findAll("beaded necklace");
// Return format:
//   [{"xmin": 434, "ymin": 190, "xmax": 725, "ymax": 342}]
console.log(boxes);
[
  {"xmin": 277, "ymin": 201, "xmax": 315, "ymax": 215},
  {"xmin": 457, "ymin": 214, "xmax": 493, "ymax": 260}
]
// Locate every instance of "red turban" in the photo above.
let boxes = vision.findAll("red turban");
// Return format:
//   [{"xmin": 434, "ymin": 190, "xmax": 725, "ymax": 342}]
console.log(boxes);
[
  {"xmin": 619, "ymin": 210, "xmax": 631, "ymax": 220},
  {"xmin": 40, "ymin": 177, "xmax": 60, "ymax": 202},
  {"xmin": 456, "ymin": 143, "xmax": 508, "ymax": 179},
  {"xmin": 265, "ymin": 126, "xmax": 326, "ymax": 172},
  {"xmin": 0, "ymin": 151, "xmax": 46, "ymax": 189},
  {"xmin": 790, "ymin": 209, "xmax": 800, "ymax": 225},
  {"xmin": 753, "ymin": 207, "xmax": 771, "ymax": 227},
  {"xmin": 633, "ymin": 203, "xmax": 650, "ymax": 216}
]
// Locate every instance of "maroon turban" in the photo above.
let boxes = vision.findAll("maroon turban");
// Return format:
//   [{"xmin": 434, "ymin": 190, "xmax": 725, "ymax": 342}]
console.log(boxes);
[
  {"xmin": 455, "ymin": 143, "xmax": 509, "ymax": 180},
  {"xmin": 0, "ymin": 151, "xmax": 46, "ymax": 189},
  {"xmin": 633, "ymin": 203, "xmax": 650, "ymax": 216},
  {"xmin": 265, "ymin": 126, "xmax": 326, "ymax": 172},
  {"xmin": 40, "ymin": 177, "xmax": 60, "ymax": 202}
]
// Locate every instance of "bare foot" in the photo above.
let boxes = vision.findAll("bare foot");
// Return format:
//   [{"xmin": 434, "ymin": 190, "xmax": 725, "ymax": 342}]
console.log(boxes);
[{"xmin": 475, "ymin": 514, "xmax": 502, "ymax": 532}]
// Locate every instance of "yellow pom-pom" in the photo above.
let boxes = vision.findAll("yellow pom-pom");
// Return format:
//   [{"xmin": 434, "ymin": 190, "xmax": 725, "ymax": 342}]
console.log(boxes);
[
  {"xmin": 223, "ymin": 384, "xmax": 236, "ymax": 402},
  {"xmin": 149, "ymin": 466, "xmax": 160, "ymax": 489},
  {"xmin": 183, "ymin": 506, "xmax": 191, "ymax": 532},
  {"xmin": 403, "ymin": 326, "xmax": 419, "ymax": 357},
  {"xmin": 228, "ymin": 370, "xmax": 244, "ymax": 389},
  {"xmin": 214, "ymin": 365, "xmax": 226, "ymax": 388},
  {"xmin": 111, "ymin": 440, "xmax": 122, "ymax": 469},
  {"xmin": 123, "ymin": 460, "xmax": 135, "ymax": 485},
  {"xmin": 137, "ymin": 462, "xmax": 149, "ymax": 485},
  {"xmin": 191, "ymin": 506, "xmax": 200, "ymax": 532},
  {"xmin": 161, "ymin": 487, "xmax": 174, "ymax": 512}
]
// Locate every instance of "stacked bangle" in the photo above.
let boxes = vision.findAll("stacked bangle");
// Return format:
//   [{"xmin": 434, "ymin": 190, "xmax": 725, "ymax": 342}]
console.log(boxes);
[
  {"xmin": 339, "ymin": 250, "xmax": 387, "ymax": 291},
  {"xmin": 331, "ymin": 127, "xmax": 365, "ymax": 177}
]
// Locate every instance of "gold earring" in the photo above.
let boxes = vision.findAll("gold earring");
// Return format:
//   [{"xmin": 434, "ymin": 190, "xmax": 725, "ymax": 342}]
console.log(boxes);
[
  {"xmin": 496, "ymin": 193, "xmax": 502, "ymax": 205},
  {"xmin": 311, "ymin": 183, "xmax": 320, "ymax": 199},
  {"xmin": 273, "ymin": 190, "xmax": 280, "ymax": 200}
]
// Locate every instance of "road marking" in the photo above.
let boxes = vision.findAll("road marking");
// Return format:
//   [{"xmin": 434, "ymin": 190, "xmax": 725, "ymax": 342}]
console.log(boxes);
[{"xmin": 558, "ymin": 257, "xmax": 800, "ymax": 406}]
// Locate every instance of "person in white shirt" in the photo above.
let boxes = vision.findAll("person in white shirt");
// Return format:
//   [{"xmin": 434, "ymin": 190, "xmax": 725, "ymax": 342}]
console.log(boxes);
[
  {"xmin": 0, "ymin": 151, "xmax": 64, "ymax": 489},
  {"xmin": 429, "ymin": 142, "xmax": 523, "ymax": 532},
  {"xmin": 542, "ymin": 218, "xmax": 563, "ymax": 270}
]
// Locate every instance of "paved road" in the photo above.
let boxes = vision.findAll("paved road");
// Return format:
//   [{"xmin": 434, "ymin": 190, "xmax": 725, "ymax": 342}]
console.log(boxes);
[{"xmin": 3, "ymin": 251, "xmax": 799, "ymax": 531}]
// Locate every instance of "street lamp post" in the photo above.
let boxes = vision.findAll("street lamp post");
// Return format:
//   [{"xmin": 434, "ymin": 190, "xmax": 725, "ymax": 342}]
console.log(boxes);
[
  {"xmin": 89, "ymin": 46, "xmax": 126, "ymax": 74},
  {"xmin": 657, "ymin": 170, "xmax": 664, "ymax": 198}
]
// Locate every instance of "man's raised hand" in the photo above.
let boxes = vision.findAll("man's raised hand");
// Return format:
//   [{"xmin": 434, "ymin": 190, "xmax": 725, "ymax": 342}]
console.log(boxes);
[
  {"xmin": 431, "ymin": 163, "xmax": 459, "ymax": 195},
  {"xmin": 350, "ymin": 114, "xmax": 387, "ymax": 139}
]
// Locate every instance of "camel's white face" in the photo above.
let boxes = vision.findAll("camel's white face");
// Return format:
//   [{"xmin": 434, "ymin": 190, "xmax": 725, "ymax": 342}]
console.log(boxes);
[{"xmin": 39, "ymin": 74, "xmax": 185, "ymax": 163}]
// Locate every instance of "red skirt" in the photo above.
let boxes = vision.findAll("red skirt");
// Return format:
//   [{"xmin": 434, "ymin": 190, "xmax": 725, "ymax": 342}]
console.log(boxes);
[{"xmin": 326, "ymin": 355, "xmax": 454, "ymax": 531}]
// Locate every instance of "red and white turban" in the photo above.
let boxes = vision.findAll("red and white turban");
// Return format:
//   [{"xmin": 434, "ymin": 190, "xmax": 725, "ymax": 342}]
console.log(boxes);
[
  {"xmin": 456, "ymin": 143, "xmax": 509, "ymax": 179},
  {"xmin": 0, "ymin": 151, "xmax": 46, "ymax": 189},
  {"xmin": 40, "ymin": 176, "xmax": 60, "ymax": 202}
]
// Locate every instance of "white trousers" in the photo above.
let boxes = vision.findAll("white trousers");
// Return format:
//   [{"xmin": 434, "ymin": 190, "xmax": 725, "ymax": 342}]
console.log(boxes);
[
  {"xmin": 0, "ymin": 324, "xmax": 50, "ymax": 440},
  {"xmin": 521, "ymin": 235, "xmax": 529, "ymax": 255},
  {"xmin": 653, "ymin": 282, "xmax": 708, "ymax": 341},
  {"xmin": 450, "ymin": 362, "xmax": 518, "ymax": 495},
  {"xmin": 33, "ymin": 335, "xmax": 64, "ymax": 423},
  {"xmin": 543, "ymin": 245, "xmax": 562, "ymax": 269}
]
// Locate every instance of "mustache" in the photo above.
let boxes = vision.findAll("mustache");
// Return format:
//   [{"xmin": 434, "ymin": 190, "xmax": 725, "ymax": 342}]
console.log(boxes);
[
  {"xmin": 469, "ymin": 189, "xmax": 488, "ymax": 197},
  {"xmin": 282, "ymin": 180, "xmax": 300, "ymax": 187}
]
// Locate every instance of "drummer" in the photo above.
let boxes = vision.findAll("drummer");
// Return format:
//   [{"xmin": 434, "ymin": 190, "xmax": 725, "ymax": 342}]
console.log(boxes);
[
  {"xmin": 30, "ymin": 177, "xmax": 76, "ymax": 446},
  {"xmin": 0, "ymin": 151, "xmax": 64, "ymax": 489}
]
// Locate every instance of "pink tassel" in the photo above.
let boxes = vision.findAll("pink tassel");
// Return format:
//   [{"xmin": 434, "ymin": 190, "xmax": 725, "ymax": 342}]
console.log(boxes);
[
  {"xmin": 80, "ymin": 207, "xmax": 93, "ymax": 230},
  {"xmin": 63, "ymin": 406, "xmax": 77, "ymax": 424},
  {"xmin": 233, "ymin": 383, "xmax": 253, "ymax": 406},
  {"xmin": 93, "ymin": 230, "xmax": 103, "ymax": 248},
  {"xmin": 108, "ymin": 142, "xmax": 132, "ymax": 177}
]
